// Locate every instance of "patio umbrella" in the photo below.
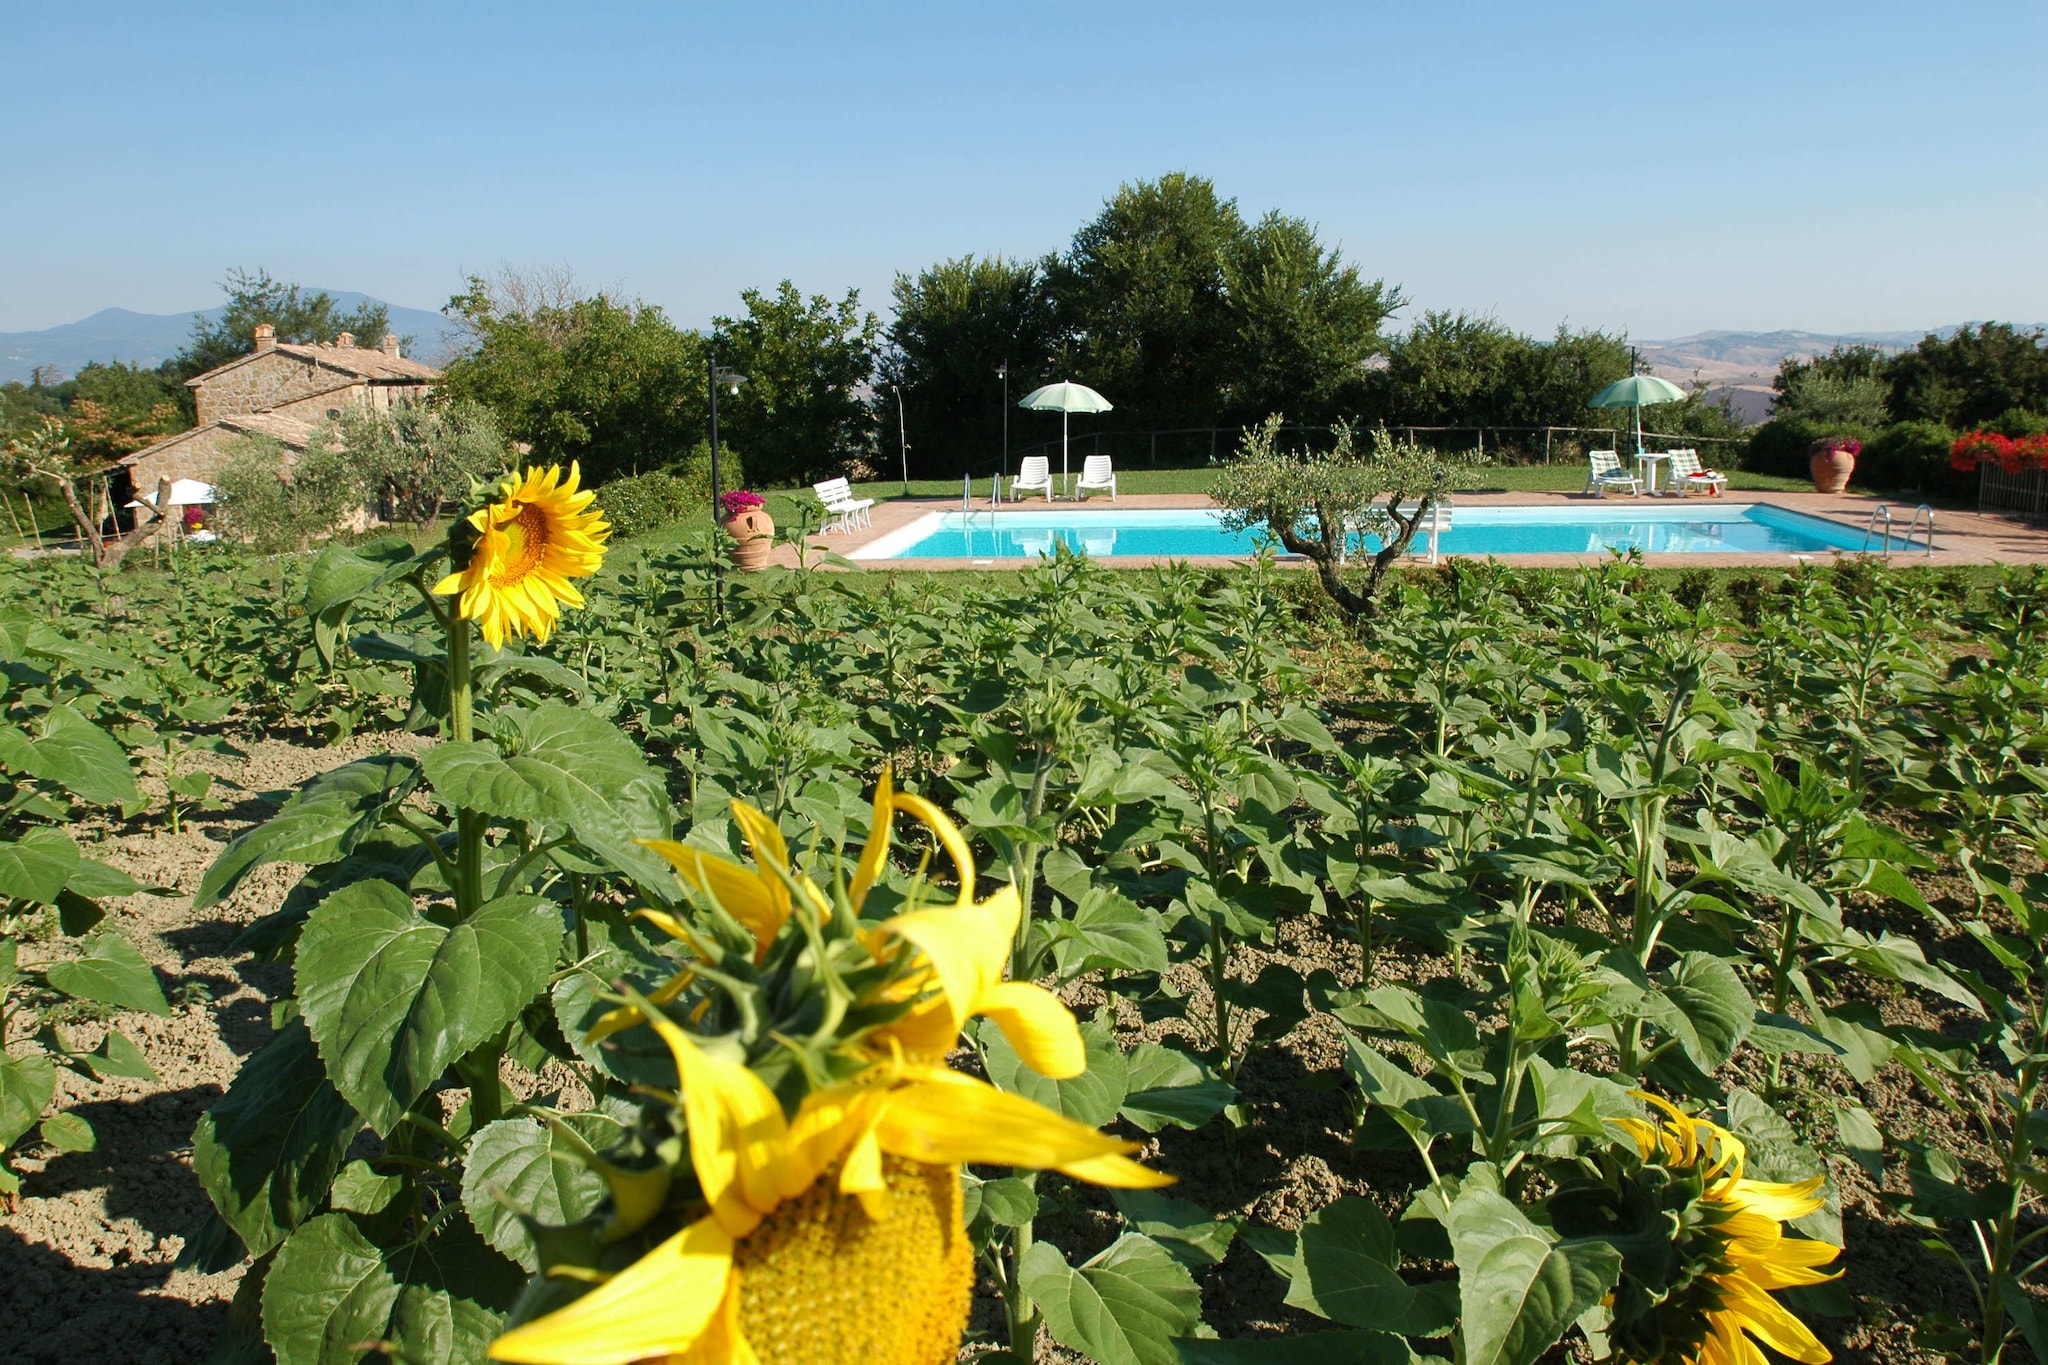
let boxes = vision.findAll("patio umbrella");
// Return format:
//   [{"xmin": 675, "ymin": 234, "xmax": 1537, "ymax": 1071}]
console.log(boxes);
[
  {"xmin": 1018, "ymin": 380, "xmax": 1113, "ymax": 494},
  {"xmin": 1589, "ymin": 373, "xmax": 1688, "ymax": 455}
]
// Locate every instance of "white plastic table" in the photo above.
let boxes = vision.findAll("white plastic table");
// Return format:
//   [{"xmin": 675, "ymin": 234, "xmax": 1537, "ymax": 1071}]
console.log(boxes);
[{"xmin": 1634, "ymin": 452, "xmax": 1671, "ymax": 496}]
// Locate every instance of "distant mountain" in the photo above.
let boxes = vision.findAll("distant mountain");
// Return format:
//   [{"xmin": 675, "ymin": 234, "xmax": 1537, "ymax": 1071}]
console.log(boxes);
[
  {"xmin": 0, "ymin": 292, "xmax": 462, "ymax": 383},
  {"xmin": 1637, "ymin": 323, "xmax": 2048, "ymax": 426}
]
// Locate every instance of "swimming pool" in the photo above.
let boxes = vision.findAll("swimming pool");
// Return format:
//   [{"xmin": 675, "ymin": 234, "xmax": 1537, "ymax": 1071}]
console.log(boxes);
[{"xmin": 852, "ymin": 504, "xmax": 1890, "ymax": 561}]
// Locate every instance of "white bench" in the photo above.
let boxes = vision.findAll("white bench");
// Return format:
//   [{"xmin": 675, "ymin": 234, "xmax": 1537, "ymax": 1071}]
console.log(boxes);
[{"xmin": 812, "ymin": 478, "xmax": 874, "ymax": 533}]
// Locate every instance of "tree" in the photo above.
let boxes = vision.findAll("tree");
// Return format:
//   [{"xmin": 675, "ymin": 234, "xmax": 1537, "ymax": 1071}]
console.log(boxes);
[
  {"xmin": 59, "ymin": 362, "xmax": 188, "ymax": 465},
  {"xmin": 2, "ymin": 418, "xmax": 107, "ymax": 560},
  {"xmin": 1886, "ymin": 322, "xmax": 2048, "ymax": 429},
  {"xmin": 877, "ymin": 256, "xmax": 1058, "ymax": 476},
  {"xmin": 713, "ymin": 281, "xmax": 880, "ymax": 487},
  {"xmin": 209, "ymin": 433, "xmax": 365, "ymax": 554},
  {"xmin": 174, "ymin": 268, "xmax": 392, "ymax": 382},
  {"xmin": 325, "ymin": 399, "xmax": 511, "ymax": 526},
  {"xmin": 1212, "ymin": 415, "xmax": 1485, "ymax": 624},
  {"xmin": 438, "ymin": 278, "xmax": 707, "ymax": 487},
  {"xmin": 1221, "ymin": 212, "xmax": 1402, "ymax": 425},
  {"xmin": 1048, "ymin": 173, "xmax": 1245, "ymax": 432},
  {"xmin": 1373, "ymin": 311, "xmax": 1526, "ymax": 427}
]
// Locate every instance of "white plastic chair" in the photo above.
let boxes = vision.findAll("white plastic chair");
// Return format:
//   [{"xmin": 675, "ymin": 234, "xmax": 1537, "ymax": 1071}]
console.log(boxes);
[
  {"xmin": 1666, "ymin": 449, "xmax": 1727, "ymax": 497},
  {"xmin": 1585, "ymin": 450, "xmax": 1642, "ymax": 498},
  {"xmin": 1075, "ymin": 455, "xmax": 1117, "ymax": 500},
  {"xmin": 811, "ymin": 478, "xmax": 874, "ymax": 532},
  {"xmin": 1011, "ymin": 457, "xmax": 1054, "ymax": 501}
]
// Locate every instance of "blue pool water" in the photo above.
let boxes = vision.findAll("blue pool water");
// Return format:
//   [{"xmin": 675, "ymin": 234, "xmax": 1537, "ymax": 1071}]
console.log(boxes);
[{"xmin": 856, "ymin": 504, "xmax": 1883, "ymax": 561}]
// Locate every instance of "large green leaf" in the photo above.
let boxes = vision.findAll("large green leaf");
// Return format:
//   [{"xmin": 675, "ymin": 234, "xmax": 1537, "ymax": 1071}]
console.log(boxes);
[
  {"xmin": 386, "ymin": 1284, "xmax": 503, "ymax": 1363},
  {"xmin": 1114, "ymin": 1189, "xmax": 1239, "ymax": 1268},
  {"xmin": 295, "ymin": 880, "xmax": 560, "ymax": 1134},
  {"xmin": 1047, "ymin": 888, "xmax": 1171, "ymax": 976},
  {"xmin": 193, "ymin": 1019, "xmax": 362, "ymax": 1256},
  {"xmin": 197, "ymin": 755, "xmax": 423, "ymax": 911},
  {"xmin": 982, "ymin": 1018, "xmax": 1128, "ymax": 1125},
  {"xmin": 1284, "ymin": 1196, "xmax": 1454, "ymax": 1336},
  {"xmin": 1446, "ymin": 1180, "xmax": 1619, "ymax": 1365},
  {"xmin": 0, "ymin": 703, "xmax": 139, "ymax": 807},
  {"xmin": 420, "ymin": 705, "xmax": 674, "ymax": 889},
  {"xmin": 1022, "ymin": 1233, "xmax": 1205, "ymax": 1365},
  {"xmin": 1120, "ymin": 1042, "xmax": 1235, "ymax": 1133},
  {"xmin": 261, "ymin": 1213, "xmax": 400, "ymax": 1365},
  {"xmin": 461, "ymin": 1113, "xmax": 620, "ymax": 1270},
  {"xmin": 44, "ymin": 932, "xmax": 171, "ymax": 1015},
  {"xmin": 0, "ymin": 1053, "xmax": 57, "ymax": 1150},
  {"xmin": 1651, "ymin": 952, "xmax": 1754, "ymax": 1071},
  {"xmin": 0, "ymin": 827, "xmax": 80, "ymax": 905}
]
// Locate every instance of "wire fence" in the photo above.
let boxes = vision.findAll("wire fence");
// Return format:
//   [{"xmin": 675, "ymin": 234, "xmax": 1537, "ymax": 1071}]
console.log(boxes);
[
  {"xmin": 1979, "ymin": 464, "xmax": 2048, "ymax": 524},
  {"xmin": 1003, "ymin": 423, "xmax": 1746, "ymax": 469}
]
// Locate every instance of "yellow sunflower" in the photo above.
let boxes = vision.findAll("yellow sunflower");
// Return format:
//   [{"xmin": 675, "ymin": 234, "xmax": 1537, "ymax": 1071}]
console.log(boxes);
[
  {"xmin": 1590, "ymin": 1093, "xmax": 1842, "ymax": 1365},
  {"xmin": 433, "ymin": 463, "xmax": 609, "ymax": 648},
  {"xmin": 489, "ymin": 772, "xmax": 1168, "ymax": 1365}
]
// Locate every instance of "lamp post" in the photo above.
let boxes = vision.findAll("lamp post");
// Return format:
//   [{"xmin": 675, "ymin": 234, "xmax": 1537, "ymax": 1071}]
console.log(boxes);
[
  {"xmin": 996, "ymin": 361, "xmax": 1009, "ymax": 491},
  {"xmin": 708, "ymin": 355, "xmax": 746, "ymax": 608},
  {"xmin": 890, "ymin": 383, "xmax": 908, "ymax": 495}
]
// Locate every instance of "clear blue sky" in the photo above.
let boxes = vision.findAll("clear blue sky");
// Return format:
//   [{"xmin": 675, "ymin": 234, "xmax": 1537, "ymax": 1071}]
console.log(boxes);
[{"xmin": 2, "ymin": 1, "xmax": 2042, "ymax": 339}]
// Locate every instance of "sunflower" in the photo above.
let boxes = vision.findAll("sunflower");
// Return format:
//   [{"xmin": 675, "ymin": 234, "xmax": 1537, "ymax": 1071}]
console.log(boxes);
[
  {"xmin": 1553, "ymin": 1092, "xmax": 1842, "ymax": 1365},
  {"xmin": 489, "ymin": 771, "xmax": 1168, "ymax": 1365},
  {"xmin": 433, "ymin": 463, "xmax": 609, "ymax": 648}
]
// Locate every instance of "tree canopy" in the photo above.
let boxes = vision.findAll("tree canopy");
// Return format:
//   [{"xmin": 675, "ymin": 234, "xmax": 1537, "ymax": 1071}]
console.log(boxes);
[
  {"xmin": 713, "ymin": 282, "xmax": 880, "ymax": 488},
  {"xmin": 174, "ymin": 268, "xmax": 391, "ymax": 382},
  {"xmin": 878, "ymin": 256, "xmax": 1058, "ymax": 479}
]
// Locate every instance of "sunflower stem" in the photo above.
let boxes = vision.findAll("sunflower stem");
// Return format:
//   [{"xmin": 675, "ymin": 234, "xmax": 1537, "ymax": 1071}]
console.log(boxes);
[
  {"xmin": 446, "ymin": 603, "xmax": 485, "ymax": 920},
  {"xmin": 1003, "ymin": 1204, "xmax": 1044, "ymax": 1359}
]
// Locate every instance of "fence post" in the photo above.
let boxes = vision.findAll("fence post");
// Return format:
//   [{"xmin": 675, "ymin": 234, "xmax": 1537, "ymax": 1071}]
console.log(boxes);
[
  {"xmin": 1544, "ymin": 427, "xmax": 1553, "ymax": 464},
  {"xmin": 1151, "ymin": 431, "xmax": 1157, "ymax": 467}
]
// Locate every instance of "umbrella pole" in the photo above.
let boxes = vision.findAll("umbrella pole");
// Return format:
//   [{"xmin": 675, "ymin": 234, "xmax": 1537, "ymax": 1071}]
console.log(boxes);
[{"xmin": 1062, "ymin": 409, "xmax": 1070, "ymax": 500}]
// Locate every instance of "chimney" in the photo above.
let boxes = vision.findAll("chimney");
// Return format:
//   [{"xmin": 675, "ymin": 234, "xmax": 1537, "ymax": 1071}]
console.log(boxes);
[
  {"xmin": 380, "ymin": 333, "xmax": 401, "ymax": 357},
  {"xmin": 334, "ymin": 331, "xmax": 355, "ymax": 349},
  {"xmin": 253, "ymin": 322, "xmax": 276, "ymax": 353}
]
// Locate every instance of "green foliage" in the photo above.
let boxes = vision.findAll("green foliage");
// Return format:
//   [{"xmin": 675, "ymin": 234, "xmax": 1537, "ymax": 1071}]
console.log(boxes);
[
  {"xmin": 713, "ymin": 280, "xmax": 880, "ymax": 487},
  {"xmin": 175, "ymin": 267, "xmax": 392, "ymax": 383},
  {"xmin": 1221, "ymin": 211, "xmax": 1403, "ymax": 425},
  {"xmin": 1861, "ymin": 418, "xmax": 1967, "ymax": 497},
  {"xmin": 325, "ymin": 399, "xmax": 512, "ymax": 525},
  {"xmin": 1212, "ymin": 416, "xmax": 1485, "ymax": 620},
  {"xmin": 439, "ymin": 276, "xmax": 708, "ymax": 486},
  {"xmin": 1370, "ymin": 312, "xmax": 1634, "ymax": 436},
  {"xmin": 878, "ymin": 254, "xmax": 1058, "ymax": 475},
  {"xmin": 1048, "ymin": 172, "xmax": 1246, "ymax": 433},
  {"xmin": 1888, "ymin": 322, "xmax": 2048, "ymax": 429},
  {"xmin": 595, "ymin": 471, "xmax": 695, "ymax": 540},
  {"xmin": 1776, "ymin": 364, "xmax": 1893, "ymax": 431},
  {"xmin": 9, "ymin": 499, "xmax": 2047, "ymax": 1362},
  {"xmin": 210, "ymin": 433, "xmax": 367, "ymax": 553}
]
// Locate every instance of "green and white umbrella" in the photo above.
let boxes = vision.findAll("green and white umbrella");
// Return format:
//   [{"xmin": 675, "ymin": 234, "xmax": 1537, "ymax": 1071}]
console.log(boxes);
[
  {"xmin": 1018, "ymin": 380, "xmax": 1114, "ymax": 492},
  {"xmin": 1589, "ymin": 373, "xmax": 1688, "ymax": 455}
]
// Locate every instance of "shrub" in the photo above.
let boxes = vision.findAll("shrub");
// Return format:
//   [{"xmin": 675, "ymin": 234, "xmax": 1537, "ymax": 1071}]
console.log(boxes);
[
  {"xmin": 1861, "ymin": 419, "xmax": 1966, "ymax": 497},
  {"xmin": 598, "ymin": 472, "xmax": 697, "ymax": 540},
  {"xmin": 211, "ymin": 434, "xmax": 367, "ymax": 553}
]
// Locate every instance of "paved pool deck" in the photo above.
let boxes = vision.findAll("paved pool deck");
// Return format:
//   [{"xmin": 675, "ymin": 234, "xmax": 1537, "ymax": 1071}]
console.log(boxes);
[{"xmin": 761, "ymin": 489, "xmax": 2048, "ymax": 571}]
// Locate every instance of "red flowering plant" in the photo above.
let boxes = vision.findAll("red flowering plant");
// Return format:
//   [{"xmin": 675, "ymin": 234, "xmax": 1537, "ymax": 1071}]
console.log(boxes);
[
  {"xmin": 1951, "ymin": 431, "xmax": 2048, "ymax": 475},
  {"xmin": 718, "ymin": 489, "xmax": 766, "ymax": 520},
  {"xmin": 1812, "ymin": 436, "xmax": 1862, "ymax": 457}
]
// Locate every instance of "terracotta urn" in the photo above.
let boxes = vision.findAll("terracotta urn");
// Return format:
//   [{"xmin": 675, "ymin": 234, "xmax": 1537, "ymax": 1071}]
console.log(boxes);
[
  {"xmin": 723, "ymin": 508, "xmax": 775, "ymax": 570},
  {"xmin": 1808, "ymin": 439, "xmax": 1859, "ymax": 494}
]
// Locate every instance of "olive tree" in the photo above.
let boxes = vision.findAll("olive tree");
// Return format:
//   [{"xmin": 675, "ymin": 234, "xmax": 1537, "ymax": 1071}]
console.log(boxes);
[{"xmin": 1212, "ymin": 415, "xmax": 1485, "ymax": 623}]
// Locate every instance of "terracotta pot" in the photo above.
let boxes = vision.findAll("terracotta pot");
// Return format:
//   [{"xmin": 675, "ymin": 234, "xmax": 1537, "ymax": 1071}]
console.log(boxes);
[
  {"xmin": 722, "ymin": 508, "xmax": 774, "ymax": 570},
  {"xmin": 1809, "ymin": 444, "xmax": 1856, "ymax": 494}
]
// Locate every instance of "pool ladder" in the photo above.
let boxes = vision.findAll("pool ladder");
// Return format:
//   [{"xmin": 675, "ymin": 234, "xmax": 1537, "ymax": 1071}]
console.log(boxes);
[
  {"xmin": 962, "ymin": 472, "xmax": 1001, "ymax": 526},
  {"xmin": 1859, "ymin": 503, "xmax": 1936, "ymax": 557}
]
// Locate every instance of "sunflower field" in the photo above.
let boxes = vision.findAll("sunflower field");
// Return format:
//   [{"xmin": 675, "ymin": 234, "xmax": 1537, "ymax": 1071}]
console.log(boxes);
[{"xmin": 6, "ymin": 472, "xmax": 2048, "ymax": 1365}]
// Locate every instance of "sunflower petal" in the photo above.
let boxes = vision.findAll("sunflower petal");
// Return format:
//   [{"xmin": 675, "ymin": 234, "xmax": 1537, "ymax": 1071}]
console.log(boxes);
[
  {"xmin": 977, "ymin": 980, "xmax": 1086, "ymax": 1080},
  {"xmin": 1717, "ymin": 1279, "xmax": 1834, "ymax": 1363},
  {"xmin": 672, "ymin": 1270, "xmax": 759, "ymax": 1365},
  {"xmin": 877, "ymin": 890, "xmax": 1017, "ymax": 1035},
  {"xmin": 640, "ymin": 839, "xmax": 787, "ymax": 957},
  {"xmin": 1726, "ymin": 1175, "xmax": 1828, "ymax": 1223},
  {"xmin": 873, "ymin": 1076, "xmax": 1167, "ymax": 1187},
  {"xmin": 890, "ymin": 790, "xmax": 978, "ymax": 904},
  {"xmin": 487, "ymin": 1216, "xmax": 735, "ymax": 1365},
  {"xmin": 644, "ymin": 1014, "xmax": 788, "ymax": 1236},
  {"xmin": 848, "ymin": 766, "xmax": 895, "ymax": 913}
]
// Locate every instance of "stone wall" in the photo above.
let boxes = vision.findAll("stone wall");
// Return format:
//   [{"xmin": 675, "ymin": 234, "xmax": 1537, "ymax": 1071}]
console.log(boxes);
[
  {"xmin": 124, "ymin": 426, "xmax": 257, "ymax": 493},
  {"xmin": 194, "ymin": 353, "xmax": 354, "ymax": 425},
  {"xmin": 268, "ymin": 384, "xmax": 363, "ymax": 426}
]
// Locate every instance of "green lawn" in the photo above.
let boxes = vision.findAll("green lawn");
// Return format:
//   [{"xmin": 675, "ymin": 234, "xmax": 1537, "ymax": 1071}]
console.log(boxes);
[{"xmin": 844, "ymin": 463, "xmax": 1813, "ymax": 502}]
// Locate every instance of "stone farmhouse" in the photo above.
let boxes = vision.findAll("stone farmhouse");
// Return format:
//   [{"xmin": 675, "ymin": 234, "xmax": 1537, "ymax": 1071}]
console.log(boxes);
[{"xmin": 119, "ymin": 323, "xmax": 440, "ymax": 493}]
